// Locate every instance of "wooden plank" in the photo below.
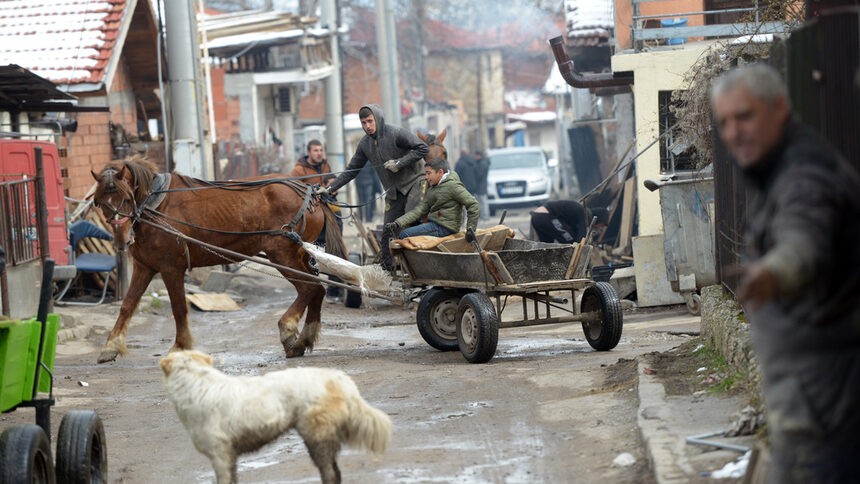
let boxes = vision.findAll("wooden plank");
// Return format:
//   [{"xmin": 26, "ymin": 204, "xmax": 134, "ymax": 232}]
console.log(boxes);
[
  {"xmin": 617, "ymin": 177, "xmax": 637, "ymax": 255},
  {"xmin": 186, "ymin": 293, "xmax": 241, "ymax": 311}
]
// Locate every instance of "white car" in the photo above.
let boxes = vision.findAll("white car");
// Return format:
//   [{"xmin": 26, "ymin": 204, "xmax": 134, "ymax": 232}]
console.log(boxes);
[{"xmin": 485, "ymin": 147, "xmax": 552, "ymax": 216}]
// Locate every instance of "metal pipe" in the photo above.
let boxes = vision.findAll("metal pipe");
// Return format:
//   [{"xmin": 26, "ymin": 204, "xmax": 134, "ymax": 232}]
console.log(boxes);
[
  {"xmin": 686, "ymin": 431, "xmax": 751, "ymax": 453},
  {"xmin": 643, "ymin": 176, "xmax": 714, "ymax": 192},
  {"xmin": 549, "ymin": 36, "xmax": 634, "ymax": 88}
]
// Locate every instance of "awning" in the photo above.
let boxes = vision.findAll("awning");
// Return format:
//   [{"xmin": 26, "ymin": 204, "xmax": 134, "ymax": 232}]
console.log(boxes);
[
  {"xmin": 253, "ymin": 65, "xmax": 335, "ymax": 85},
  {"xmin": 0, "ymin": 65, "xmax": 108, "ymax": 112}
]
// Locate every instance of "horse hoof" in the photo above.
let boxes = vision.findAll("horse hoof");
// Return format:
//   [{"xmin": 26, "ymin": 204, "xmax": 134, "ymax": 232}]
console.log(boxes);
[
  {"xmin": 286, "ymin": 344, "xmax": 306, "ymax": 358},
  {"xmin": 97, "ymin": 349, "xmax": 119, "ymax": 363}
]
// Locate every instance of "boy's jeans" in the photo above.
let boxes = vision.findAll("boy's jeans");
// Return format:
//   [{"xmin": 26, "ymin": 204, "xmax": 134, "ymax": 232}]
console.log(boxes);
[{"xmin": 399, "ymin": 221, "xmax": 454, "ymax": 239}]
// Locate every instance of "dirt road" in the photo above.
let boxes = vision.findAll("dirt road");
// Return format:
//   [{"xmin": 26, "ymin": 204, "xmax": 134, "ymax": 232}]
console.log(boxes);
[{"xmin": 1, "ymin": 260, "xmax": 702, "ymax": 484}]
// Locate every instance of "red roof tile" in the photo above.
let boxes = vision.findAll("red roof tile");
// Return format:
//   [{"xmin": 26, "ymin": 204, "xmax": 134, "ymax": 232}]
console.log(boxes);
[{"xmin": 0, "ymin": 0, "xmax": 127, "ymax": 87}]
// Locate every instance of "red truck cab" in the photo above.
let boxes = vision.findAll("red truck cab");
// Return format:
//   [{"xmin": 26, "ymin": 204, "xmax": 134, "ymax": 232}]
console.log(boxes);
[{"xmin": 0, "ymin": 139, "xmax": 69, "ymax": 265}]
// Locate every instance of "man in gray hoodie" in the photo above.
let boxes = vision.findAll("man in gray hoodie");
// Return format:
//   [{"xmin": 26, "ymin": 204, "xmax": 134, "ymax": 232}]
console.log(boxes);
[{"xmin": 321, "ymin": 104, "xmax": 429, "ymax": 269}]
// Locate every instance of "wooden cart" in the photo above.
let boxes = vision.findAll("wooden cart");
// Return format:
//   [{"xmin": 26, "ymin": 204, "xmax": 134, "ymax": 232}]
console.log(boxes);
[{"xmin": 391, "ymin": 233, "xmax": 623, "ymax": 363}]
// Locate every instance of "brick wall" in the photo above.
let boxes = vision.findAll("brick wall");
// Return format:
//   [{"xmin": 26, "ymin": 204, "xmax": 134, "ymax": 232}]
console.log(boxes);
[
  {"xmin": 62, "ymin": 111, "xmax": 112, "ymax": 200},
  {"xmin": 61, "ymin": 59, "xmax": 142, "ymax": 200}
]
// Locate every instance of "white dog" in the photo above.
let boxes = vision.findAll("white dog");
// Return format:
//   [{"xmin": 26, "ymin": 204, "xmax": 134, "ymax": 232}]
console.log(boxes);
[{"xmin": 160, "ymin": 350, "xmax": 392, "ymax": 484}]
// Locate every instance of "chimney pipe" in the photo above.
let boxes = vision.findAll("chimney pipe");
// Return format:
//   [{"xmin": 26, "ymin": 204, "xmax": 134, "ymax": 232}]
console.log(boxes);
[{"xmin": 549, "ymin": 36, "xmax": 634, "ymax": 88}]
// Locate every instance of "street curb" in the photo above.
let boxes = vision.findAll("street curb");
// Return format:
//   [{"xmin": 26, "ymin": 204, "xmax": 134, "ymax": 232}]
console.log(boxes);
[
  {"xmin": 57, "ymin": 325, "xmax": 92, "ymax": 344},
  {"xmin": 636, "ymin": 357, "xmax": 692, "ymax": 484}
]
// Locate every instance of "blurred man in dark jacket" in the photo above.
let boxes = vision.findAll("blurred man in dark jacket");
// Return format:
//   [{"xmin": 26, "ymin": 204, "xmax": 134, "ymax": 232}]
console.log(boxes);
[
  {"xmin": 322, "ymin": 104, "xmax": 428, "ymax": 269},
  {"xmin": 712, "ymin": 63, "xmax": 860, "ymax": 483}
]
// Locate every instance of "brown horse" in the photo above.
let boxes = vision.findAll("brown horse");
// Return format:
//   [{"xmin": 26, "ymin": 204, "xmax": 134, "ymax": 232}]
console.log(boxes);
[
  {"xmin": 90, "ymin": 157, "xmax": 345, "ymax": 363},
  {"xmin": 417, "ymin": 128, "xmax": 447, "ymax": 163}
]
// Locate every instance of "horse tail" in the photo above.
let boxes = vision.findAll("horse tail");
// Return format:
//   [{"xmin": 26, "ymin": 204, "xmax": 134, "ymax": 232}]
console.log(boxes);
[{"xmin": 321, "ymin": 203, "xmax": 347, "ymax": 260}]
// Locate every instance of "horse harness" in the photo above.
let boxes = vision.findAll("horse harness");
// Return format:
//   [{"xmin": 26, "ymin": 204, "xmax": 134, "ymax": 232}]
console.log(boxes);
[{"xmin": 112, "ymin": 173, "xmax": 322, "ymax": 272}]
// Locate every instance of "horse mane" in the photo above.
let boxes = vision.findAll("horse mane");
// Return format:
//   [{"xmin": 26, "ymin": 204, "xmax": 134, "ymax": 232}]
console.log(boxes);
[{"xmin": 94, "ymin": 155, "xmax": 159, "ymax": 205}]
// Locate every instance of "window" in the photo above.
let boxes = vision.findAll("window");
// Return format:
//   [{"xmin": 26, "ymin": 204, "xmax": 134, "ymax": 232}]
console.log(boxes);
[{"xmin": 658, "ymin": 90, "xmax": 696, "ymax": 173}]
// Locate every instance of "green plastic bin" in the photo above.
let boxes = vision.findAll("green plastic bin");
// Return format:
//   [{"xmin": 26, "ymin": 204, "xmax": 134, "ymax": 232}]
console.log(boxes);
[{"xmin": 0, "ymin": 314, "xmax": 60, "ymax": 412}]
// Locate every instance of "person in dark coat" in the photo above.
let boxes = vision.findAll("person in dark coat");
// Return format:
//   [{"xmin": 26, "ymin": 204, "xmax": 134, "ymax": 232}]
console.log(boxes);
[
  {"xmin": 454, "ymin": 149, "xmax": 479, "ymax": 194},
  {"xmin": 0, "ymin": 245, "xmax": 5, "ymax": 275},
  {"xmin": 712, "ymin": 63, "xmax": 860, "ymax": 483},
  {"xmin": 321, "ymin": 104, "xmax": 428, "ymax": 269},
  {"xmin": 530, "ymin": 200, "xmax": 590, "ymax": 244},
  {"xmin": 355, "ymin": 163, "xmax": 381, "ymax": 223}
]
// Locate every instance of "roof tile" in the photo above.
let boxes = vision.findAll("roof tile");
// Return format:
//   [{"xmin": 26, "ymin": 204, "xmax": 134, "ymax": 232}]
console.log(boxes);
[{"xmin": 0, "ymin": 0, "xmax": 127, "ymax": 86}]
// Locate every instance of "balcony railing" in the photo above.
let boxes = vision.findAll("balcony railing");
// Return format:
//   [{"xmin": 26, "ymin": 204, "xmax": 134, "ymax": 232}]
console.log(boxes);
[{"xmin": 632, "ymin": 0, "xmax": 788, "ymax": 51}]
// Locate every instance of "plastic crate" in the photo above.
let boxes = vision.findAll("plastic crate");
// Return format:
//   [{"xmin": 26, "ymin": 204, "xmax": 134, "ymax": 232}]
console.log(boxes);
[{"xmin": 0, "ymin": 314, "xmax": 60, "ymax": 412}]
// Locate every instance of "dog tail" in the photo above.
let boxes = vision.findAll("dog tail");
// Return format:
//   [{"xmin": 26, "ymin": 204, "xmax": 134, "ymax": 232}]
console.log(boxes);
[{"xmin": 346, "ymin": 397, "xmax": 392, "ymax": 454}]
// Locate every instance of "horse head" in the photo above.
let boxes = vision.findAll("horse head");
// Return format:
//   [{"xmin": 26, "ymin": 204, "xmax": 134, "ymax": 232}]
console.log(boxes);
[
  {"xmin": 91, "ymin": 156, "xmax": 158, "ymax": 246},
  {"xmin": 418, "ymin": 128, "xmax": 448, "ymax": 163}
]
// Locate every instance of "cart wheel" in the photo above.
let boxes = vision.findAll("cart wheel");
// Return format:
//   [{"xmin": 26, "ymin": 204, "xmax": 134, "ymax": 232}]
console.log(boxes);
[
  {"xmin": 685, "ymin": 292, "xmax": 701, "ymax": 316},
  {"xmin": 344, "ymin": 253, "xmax": 363, "ymax": 309},
  {"xmin": 0, "ymin": 424, "xmax": 56, "ymax": 484},
  {"xmin": 417, "ymin": 288, "xmax": 463, "ymax": 351},
  {"xmin": 56, "ymin": 410, "xmax": 107, "ymax": 484},
  {"xmin": 456, "ymin": 293, "xmax": 499, "ymax": 364},
  {"xmin": 581, "ymin": 282, "xmax": 623, "ymax": 351}
]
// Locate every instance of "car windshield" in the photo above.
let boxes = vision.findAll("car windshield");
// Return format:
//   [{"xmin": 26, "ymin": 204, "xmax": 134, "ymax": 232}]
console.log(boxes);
[{"xmin": 489, "ymin": 152, "xmax": 545, "ymax": 170}]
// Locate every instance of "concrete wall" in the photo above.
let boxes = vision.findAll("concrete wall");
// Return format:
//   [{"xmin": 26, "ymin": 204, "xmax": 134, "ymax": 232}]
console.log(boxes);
[{"xmin": 611, "ymin": 43, "xmax": 712, "ymax": 236}]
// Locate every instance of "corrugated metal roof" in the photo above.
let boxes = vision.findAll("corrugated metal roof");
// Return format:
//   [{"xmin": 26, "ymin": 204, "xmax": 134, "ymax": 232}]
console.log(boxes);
[{"xmin": 0, "ymin": 0, "xmax": 127, "ymax": 87}]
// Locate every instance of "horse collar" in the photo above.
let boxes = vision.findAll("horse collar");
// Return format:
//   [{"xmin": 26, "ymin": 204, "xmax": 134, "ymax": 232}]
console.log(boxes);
[{"xmin": 138, "ymin": 173, "xmax": 172, "ymax": 215}]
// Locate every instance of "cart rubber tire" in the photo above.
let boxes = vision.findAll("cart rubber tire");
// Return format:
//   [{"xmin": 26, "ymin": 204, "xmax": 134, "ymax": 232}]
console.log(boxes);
[
  {"xmin": 344, "ymin": 253, "xmax": 363, "ymax": 309},
  {"xmin": 581, "ymin": 282, "xmax": 623, "ymax": 351},
  {"xmin": 417, "ymin": 288, "xmax": 464, "ymax": 351},
  {"xmin": 456, "ymin": 293, "xmax": 499, "ymax": 364},
  {"xmin": 0, "ymin": 424, "xmax": 56, "ymax": 484},
  {"xmin": 55, "ymin": 410, "xmax": 108, "ymax": 484}
]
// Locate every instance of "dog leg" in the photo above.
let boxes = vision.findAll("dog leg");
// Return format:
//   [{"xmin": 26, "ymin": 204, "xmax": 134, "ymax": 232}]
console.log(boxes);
[
  {"xmin": 304, "ymin": 439, "xmax": 341, "ymax": 484},
  {"xmin": 209, "ymin": 452, "xmax": 237, "ymax": 484}
]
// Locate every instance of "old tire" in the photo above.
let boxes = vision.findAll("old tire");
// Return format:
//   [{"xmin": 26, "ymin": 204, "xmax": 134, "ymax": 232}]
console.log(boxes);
[
  {"xmin": 581, "ymin": 281, "xmax": 623, "ymax": 351},
  {"xmin": 417, "ymin": 288, "xmax": 463, "ymax": 351},
  {"xmin": 456, "ymin": 293, "xmax": 499, "ymax": 364},
  {"xmin": 0, "ymin": 424, "xmax": 56, "ymax": 484},
  {"xmin": 56, "ymin": 410, "xmax": 108, "ymax": 484},
  {"xmin": 344, "ymin": 253, "xmax": 363, "ymax": 309}
]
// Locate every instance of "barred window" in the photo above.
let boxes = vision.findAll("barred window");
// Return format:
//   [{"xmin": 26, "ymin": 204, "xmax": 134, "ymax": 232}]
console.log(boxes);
[{"xmin": 658, "ymin": 90, "xmax": 696, "ymax": 173}]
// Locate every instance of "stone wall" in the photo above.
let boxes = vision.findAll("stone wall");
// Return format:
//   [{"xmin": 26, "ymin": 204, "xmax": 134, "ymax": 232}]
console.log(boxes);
[{"xmin": 699, "ymin": 284, "xmax": 761, "ymax": 399}]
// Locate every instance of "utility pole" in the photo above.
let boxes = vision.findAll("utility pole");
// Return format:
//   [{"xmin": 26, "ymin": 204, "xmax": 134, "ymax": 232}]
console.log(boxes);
[
  {"xmin": 476, "ymin": 53, "xmax": 487, "ymax": 151},
  {"xmin": 321, "ymin": 0, "xmax": 344, "ymax": 172},
  {"xmin": 375, "ymin": 0, "xmax": 401, "ymax": 126},
  {"xmin": 164, "ymin": 0, "xmax": 207, "ymax": 177}
]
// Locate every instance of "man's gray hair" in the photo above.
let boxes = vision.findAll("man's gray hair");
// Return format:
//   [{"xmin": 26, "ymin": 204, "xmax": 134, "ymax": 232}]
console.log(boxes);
[{"xmin": 711, "ymin": 63, "xmax": 790, "ymax": 108}]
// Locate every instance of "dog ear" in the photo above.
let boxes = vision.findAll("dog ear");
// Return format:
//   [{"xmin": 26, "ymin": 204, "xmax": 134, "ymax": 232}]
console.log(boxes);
[{"xmin": 159, "ymin": 355, "xmax": 173, "ymax": 375}]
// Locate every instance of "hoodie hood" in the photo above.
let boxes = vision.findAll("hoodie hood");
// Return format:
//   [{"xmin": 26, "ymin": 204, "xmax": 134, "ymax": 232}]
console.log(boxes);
[{"xmin": 362, "ymin": 103, "xmax": 385, "ymax": 139}]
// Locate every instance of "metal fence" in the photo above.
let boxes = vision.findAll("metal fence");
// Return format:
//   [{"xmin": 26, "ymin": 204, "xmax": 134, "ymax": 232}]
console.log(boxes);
[
  {"xmin": 713, "ymin": 8, "xmax": 860, "ymax": 295},
  {"xmin": 0, "ymin": 178, "xmax": 39, "ymax": 266}
]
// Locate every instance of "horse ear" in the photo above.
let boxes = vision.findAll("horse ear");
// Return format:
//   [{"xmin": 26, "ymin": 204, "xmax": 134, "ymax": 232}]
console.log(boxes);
[
  {"xmin": 91, "ymin": 169, "xmax": 101, "ymax": 182},
  {"xmin": 417, "ymin": 130, "xmax": 427, "ymax": 142},
  {"xmin": 437, "ymin": 128, "xmax": 447, "ymax": 143}
]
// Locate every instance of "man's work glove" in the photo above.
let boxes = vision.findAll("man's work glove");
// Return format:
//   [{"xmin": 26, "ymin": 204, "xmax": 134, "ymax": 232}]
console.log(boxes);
[
  {"xmin": 383, "ymin": 160, "xmax": 401, "ymax": 173},
  {"xmin": 465, "ymin": 227, "xmax": 477, "ymax": 244},
  {"xmin": 384, "ymin": 221, "xmax": 400, "ymax": 235},
  {"xmin": 314, "ymin": 185, "xmax": 331, "ymax": 197}
]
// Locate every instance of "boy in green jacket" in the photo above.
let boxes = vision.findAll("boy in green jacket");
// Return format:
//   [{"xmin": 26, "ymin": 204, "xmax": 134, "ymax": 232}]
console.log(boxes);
[{"xmin": 385, "ymin": 158, "xmax": 480, "ymax": 240}]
